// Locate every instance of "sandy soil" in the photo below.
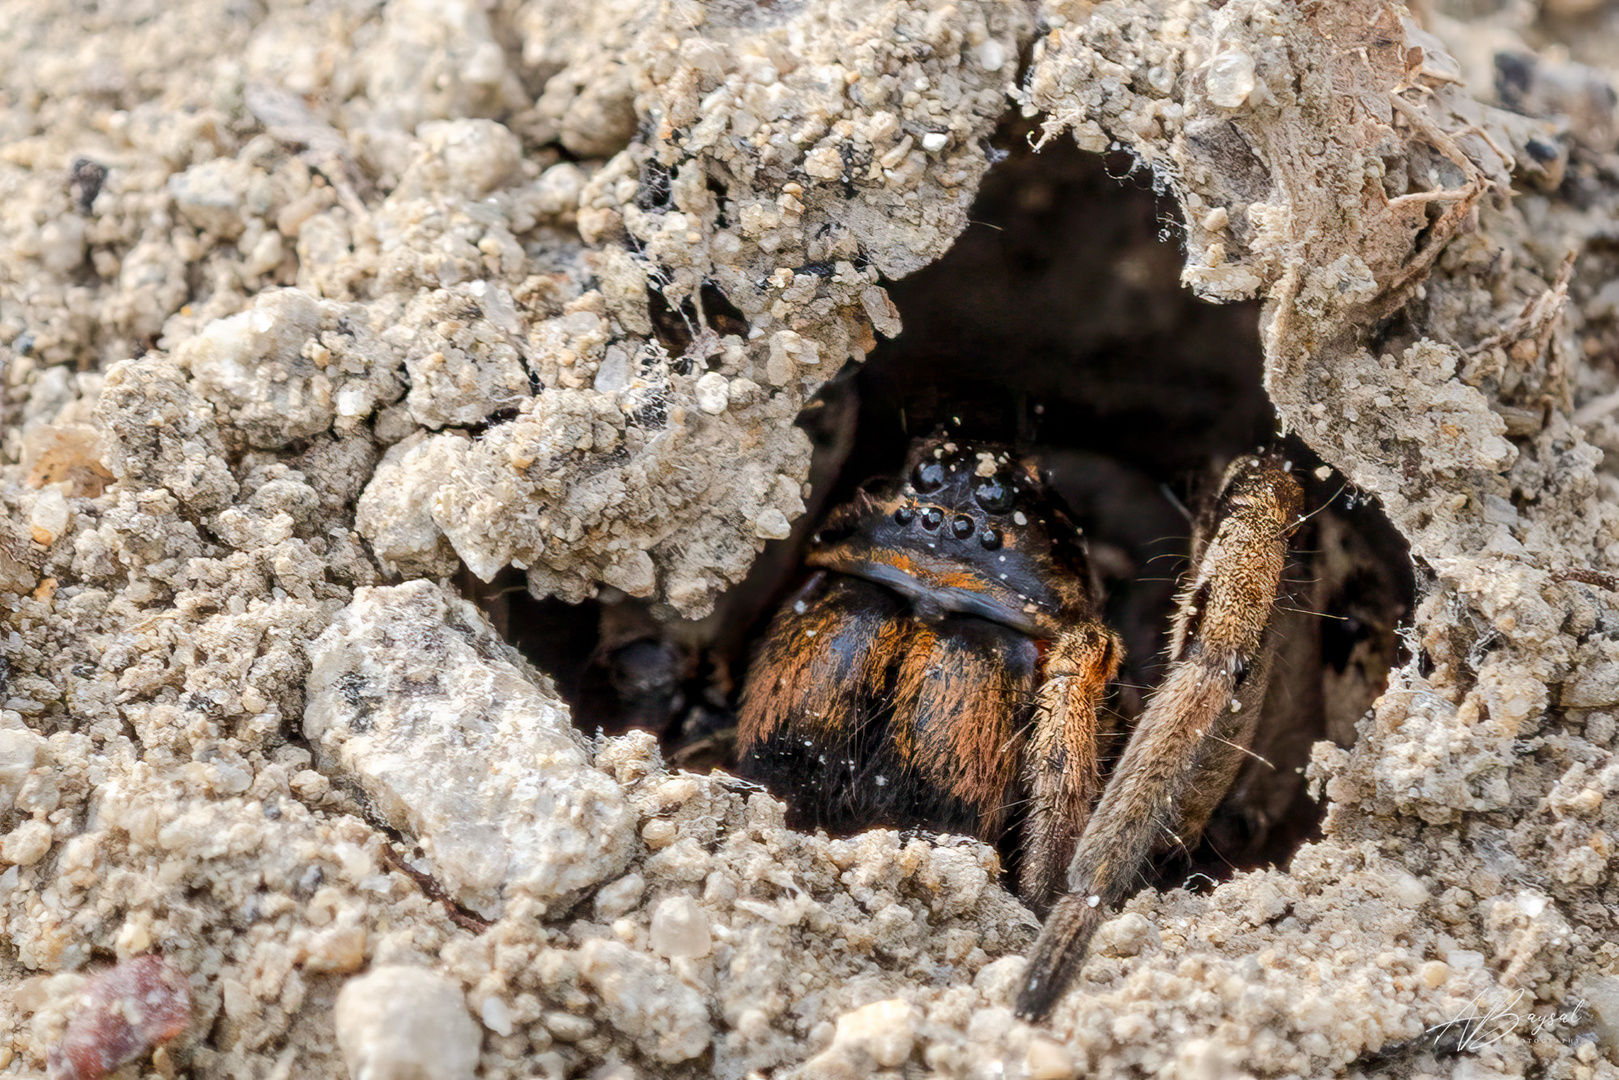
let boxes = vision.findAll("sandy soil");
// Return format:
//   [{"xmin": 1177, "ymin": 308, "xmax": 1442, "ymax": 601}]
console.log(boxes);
[{"xmin": 4, "ymin": 0, "xmax": 1619, "ymax": 1077}]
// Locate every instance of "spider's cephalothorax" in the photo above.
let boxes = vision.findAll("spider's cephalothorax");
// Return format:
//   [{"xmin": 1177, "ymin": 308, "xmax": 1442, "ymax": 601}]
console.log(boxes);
[
  {"xmin": 737, "ymin": 433, "xmax": 1304, "ymax": 1021},
  {"xmin": 804, "ymin": 439, "xmax": 1095, "ymax": 639}
]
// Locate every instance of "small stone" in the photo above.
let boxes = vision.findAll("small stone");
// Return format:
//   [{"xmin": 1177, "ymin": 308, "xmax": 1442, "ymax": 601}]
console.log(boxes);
[
  {"xmin": 417, "ymin": 118, "xmax": 521, "ymax": 197},
  {"xmin": 1206, "ymin": 49, "xmax": 1257, "ymax": 109},
  {"xmin": 176, "ymin": 288, "xmax": 329, "ymax": 447},
  {"xmin": 559, "ymin": 69, "xmax": 637, "ymax": 158},
  {"xmin": 480, "ymin": 996, "xmax": 514, "ymax": 1037},
  {"xmin": 694, "ymin": 372, "xmax": 730, "ymax": 414},
  {"xmin": 578, "ymin": 939, "xmax": 711, "ymax": 1063},
  {"xmin": 1025, "ymin": 1036, "xmax": 1078, "ymax": 1080},
  {"xmin": 1420, "ymin": 961, "xmax": 1449, "ymax": 988},
  {"xmin": 303, "ymin": 583, "xmax": 636, "ymax": 918},
  {"xmin": 728, "ymin": 376, "xmax": 763, "ymax": 405},
  {"xmin": 921, "ymin": 132, "xmax": 949, "ymax": 152},
  {"xmin": 334, "ymin": 966, "xmax": 479, "ymax": 1080},
  {"xmin": 301, "ymin": 914, "xmax": 367, "ymax": 974},
  {"xmin": 804, "ymin": 146, "xmax": 844, "ymax": 180},
  {"xmin": 532, "ymin": 162, "xmax": 586, "ymax": 216},
  {"xmin": 650, "ymin": 895, "xmax": 712, "ymax": 959},
  {"xmin": 243, "ymin": 230, "xmax": 283, "ymax": 277},
  {"xmin": 602, "ymin": 551, "xmax": 657, "ymax": 598},
  {"xmin": 1094, "ymin": 911, "xmax": 1152, "ymax": 957},
  {"xmin": 38, "ymin": 215, "xmax": 87, "ymax": 275},
  {"xmin": 859, "ymin": 286, "xmax": 902, "ymax": 338},
  {"xmin": 29, "ymin": 488, "xmax": 70, "ymax": 546},
  {"xmin": 290, "ymin": 770, "xmax": 329, "ymax": 801},
  {"xmin": 48, "ymin": 956, "xmax": 191, "ymax": 1080},
  {"xmin": 1, "ymin": 820, "xmax": 53, "ymax": 866},
  {"xmin": 754, "ymin": 508, "xmax": 793, "ymax": 540},
  {"xmin": 167, "ymin": 158, "xmax": 251, "ymax": 238},
  {"xmin": 0, "ymin": 729, "xmax": 48, "ymax": 817},
  {"xmin": 976, "ymin": 39, "xmax": 1007, "ymax": 72},
  {"xmin": 642, "ymin": 819, "xmax": 678, "ymax": 849},
  {"xmin": 769, "ymin": 329, "xmax": 819, "ymax": 370},
  {"xmin": 594, "ymin": 347, "xmax": 630, "ymax": 392},
  {"xmin": 543, "ymin": 1010, "xmax": 594, "ymax": 1042},
  {"xmin": 830, "ymin": 998, "xmax": 918, "ymax": 1068},
  {"xmin": 594, "ymin": 873, "xmax": 647, "ymax": 920},
  {"xmin": 114, "ymin": 919, "xmax": 152, "ymax": 957}
]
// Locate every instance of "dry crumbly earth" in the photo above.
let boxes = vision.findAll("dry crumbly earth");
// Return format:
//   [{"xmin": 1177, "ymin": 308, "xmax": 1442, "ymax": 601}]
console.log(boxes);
[{"xmin": 4, "ymin": 0, "xmax": 1619, "ymax": 1078}]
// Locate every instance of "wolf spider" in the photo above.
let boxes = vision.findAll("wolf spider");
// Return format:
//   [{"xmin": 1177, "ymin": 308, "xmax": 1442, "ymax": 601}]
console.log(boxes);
[{"xmin": 736, "ymin": 433, "xmax": 1308, "ymax": 1019}]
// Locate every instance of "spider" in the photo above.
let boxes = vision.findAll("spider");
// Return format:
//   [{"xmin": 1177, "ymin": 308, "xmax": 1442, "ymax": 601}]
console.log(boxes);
[{"xmin": 736, "ymin": 432, "xmax": 1305, "ymax": 1020}]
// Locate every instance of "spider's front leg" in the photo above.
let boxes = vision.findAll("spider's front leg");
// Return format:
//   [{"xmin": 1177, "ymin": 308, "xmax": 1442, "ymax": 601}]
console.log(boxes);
[
  {"xmin": 1019, "ymin": 623, "xmax": 1122, "ymax": 915},
  {"xmin": 1016, "ymin": 454, "xmax": 1303, "ymax": 1020}
]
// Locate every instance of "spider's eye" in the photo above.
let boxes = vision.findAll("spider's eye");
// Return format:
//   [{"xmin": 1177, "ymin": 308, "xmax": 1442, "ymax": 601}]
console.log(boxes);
[
  {"xmin": 912, "ymin": 460, "xmax": 946, "ymax": 494},
  {"xmin": 919, "ymin": 507, "xmax": 944, "ymax": 531},
  {"xmin": 973, "ymin": 476, "xmax": 1015, "ymax": 514},
  {"xmin": 893, "ymin": 506, "xmax": 915, "ymax": 525},
  {"xmin": 950, "ymin": 514, "xmax": 976, "ymax": 539},
  {"xmin": 979, "ymin": 527, "xmax": 1002, "ymax": 550}
]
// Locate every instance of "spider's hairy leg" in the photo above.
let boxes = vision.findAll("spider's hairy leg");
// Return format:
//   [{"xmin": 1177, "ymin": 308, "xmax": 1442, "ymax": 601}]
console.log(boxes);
[
  {"xmin": 1019, "ymin": 623, "xmax": 1122, "ymax": 915},
  {"xmin": 1016, "ymin": 454, "xmax": 1303, "ymax": 1021}
]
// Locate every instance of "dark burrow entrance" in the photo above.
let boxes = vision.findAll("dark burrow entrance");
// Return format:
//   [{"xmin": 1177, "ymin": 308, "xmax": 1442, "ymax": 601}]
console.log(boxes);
[{"xmin": 472, "ymin": 121, "xmax": 1415, "ymax": 895}]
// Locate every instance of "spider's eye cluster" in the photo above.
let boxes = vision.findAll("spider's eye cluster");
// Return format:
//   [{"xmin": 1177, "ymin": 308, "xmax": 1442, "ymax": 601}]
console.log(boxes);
[
  {"xmin": 973, "ymin": 476, "xmax": 1015, "ymax": 514},
  {"xmin": 912, "ymin": 460, "xmax": 946, "ymax": 494}
]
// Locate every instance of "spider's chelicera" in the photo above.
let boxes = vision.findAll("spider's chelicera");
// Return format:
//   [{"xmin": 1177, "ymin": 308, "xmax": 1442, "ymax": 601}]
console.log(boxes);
[{"xmin": 737, "ymin": 433, "xmax": 1303, "ymax": 1020}]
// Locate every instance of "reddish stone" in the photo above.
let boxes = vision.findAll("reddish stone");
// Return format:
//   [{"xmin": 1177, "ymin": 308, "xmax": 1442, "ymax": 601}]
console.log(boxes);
[{"xmin": 47, "ymin": 956, "xmax": 191, "ymax": 1080}]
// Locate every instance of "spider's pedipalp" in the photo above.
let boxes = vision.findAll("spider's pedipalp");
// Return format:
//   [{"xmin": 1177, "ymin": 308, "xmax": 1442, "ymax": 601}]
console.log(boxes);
[{"xmin": 1016, "ymin": 454, "xmax": 1303, "ymax": 1021}]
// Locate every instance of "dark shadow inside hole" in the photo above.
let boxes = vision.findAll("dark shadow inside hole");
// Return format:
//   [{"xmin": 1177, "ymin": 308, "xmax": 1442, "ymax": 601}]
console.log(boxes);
[
  {"xmin": 646, "ymin": 281, "xmax": 752, "ymax": 362},
  {"xmin": 844, "ymin": 148, "xmax": 1274, "ymax": 486},
  {"xmin": 481, "ymin": 118, "xmax": 1415, "ymax": 895}
]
